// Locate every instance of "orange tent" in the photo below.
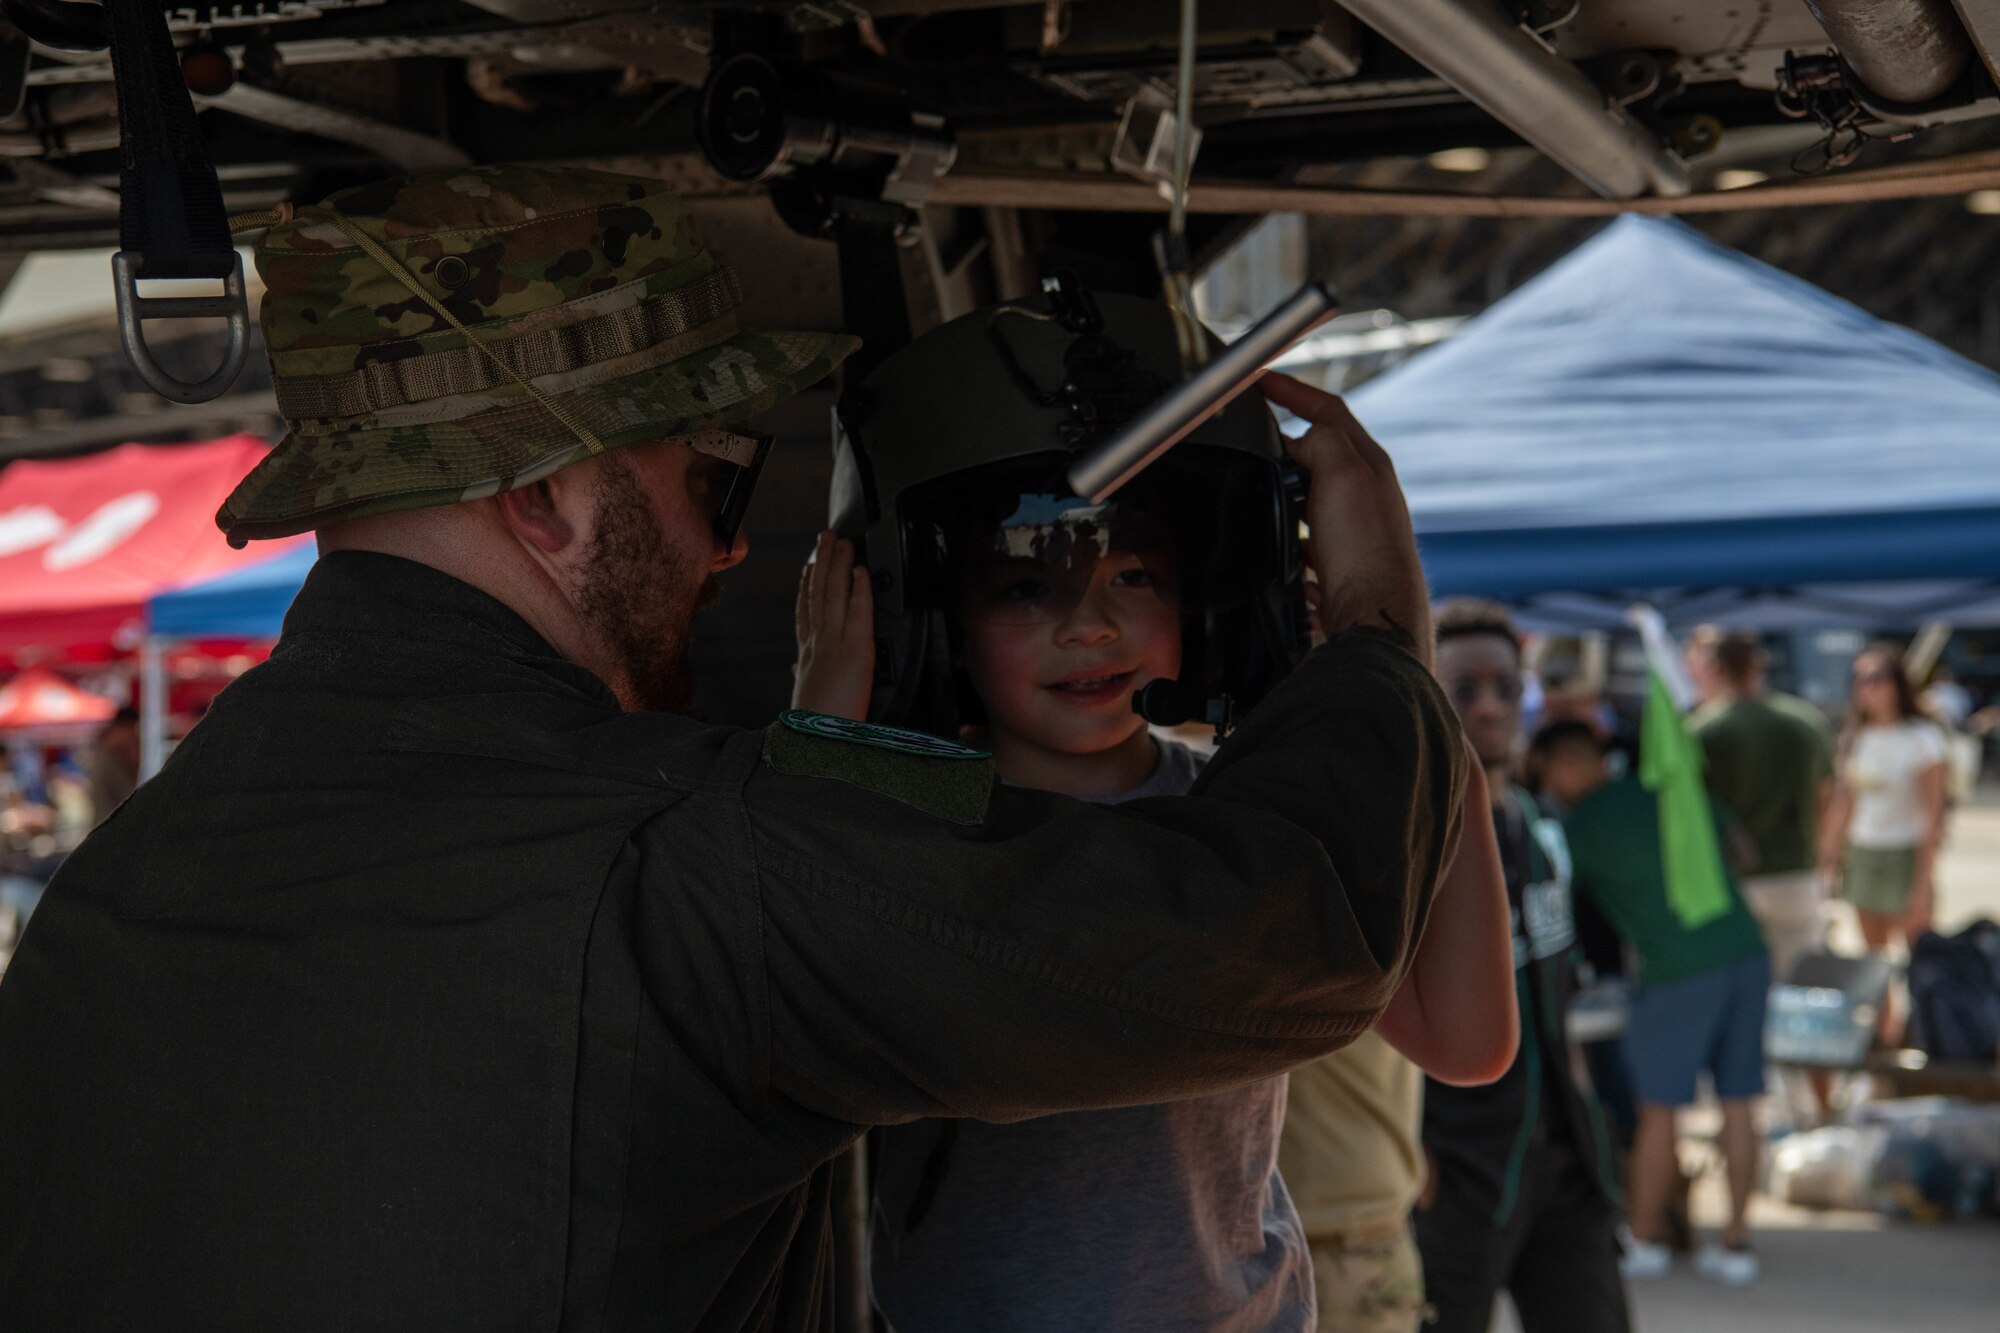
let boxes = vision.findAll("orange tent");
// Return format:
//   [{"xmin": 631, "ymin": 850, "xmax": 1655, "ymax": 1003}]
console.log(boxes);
[{"xmin": 0, "ymin": 667, "xmax": 115, "ymax": 733}]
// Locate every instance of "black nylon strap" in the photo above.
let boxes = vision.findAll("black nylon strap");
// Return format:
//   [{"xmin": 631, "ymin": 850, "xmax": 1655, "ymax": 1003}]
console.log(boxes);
[
  {"xmin": 105, "ymin": 0, "xmax": 234, "ymax": 279},
  {"xmin": 835, "ymin": 215, "xmax": 912, "ymax": 386}
]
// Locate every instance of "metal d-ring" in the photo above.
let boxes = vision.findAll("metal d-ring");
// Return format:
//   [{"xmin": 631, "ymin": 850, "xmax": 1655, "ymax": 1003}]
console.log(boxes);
[{"xmin": 112, "ymin": 249, "xmax": 253, "ymax": 404}]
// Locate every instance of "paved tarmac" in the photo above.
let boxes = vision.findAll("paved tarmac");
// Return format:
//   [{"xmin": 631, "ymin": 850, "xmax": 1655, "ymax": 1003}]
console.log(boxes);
[
  {"xmin": 1617, "ymin": 1201, "xmax": 1999, "ymax": 1333},
  {"xmin": 1497, "ymin": 786, "xmax": 2000, "ymax": 1333}
]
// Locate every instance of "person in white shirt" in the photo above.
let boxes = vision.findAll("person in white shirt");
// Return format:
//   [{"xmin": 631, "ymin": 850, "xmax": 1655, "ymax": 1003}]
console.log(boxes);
[{"xmin": 1821, "ymin": 644, "xmax": 1949, "ymax": 966}]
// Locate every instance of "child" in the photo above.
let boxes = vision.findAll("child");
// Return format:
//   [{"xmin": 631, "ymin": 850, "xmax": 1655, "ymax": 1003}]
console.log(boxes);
[
  {"xmin": 792, "ymin": 294, "xmax": 1515, "ymax": 1330},
  {"xmin": 1537, "ymin": 720, "xmax": 1771, "ymax": 1289}
]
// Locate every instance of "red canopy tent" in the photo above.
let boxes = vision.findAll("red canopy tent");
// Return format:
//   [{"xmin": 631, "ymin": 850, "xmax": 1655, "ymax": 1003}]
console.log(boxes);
[
  {"xmin": 0, "ymin": 666, "xmax": 114, "ymax": 731},
  {"xmin": 0, "ymin": 436, "xmax": 301, "ymax": 660}
]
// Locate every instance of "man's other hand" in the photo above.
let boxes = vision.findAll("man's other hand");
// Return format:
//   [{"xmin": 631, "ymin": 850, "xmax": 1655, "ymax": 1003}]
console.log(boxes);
[
  {"xmin": 792, "ymin": 529, "xmax": 876, "ymax": 720},
  {"xmin": 1260, "ymin": 371, "xmax": 1431, "ymax": 668}
]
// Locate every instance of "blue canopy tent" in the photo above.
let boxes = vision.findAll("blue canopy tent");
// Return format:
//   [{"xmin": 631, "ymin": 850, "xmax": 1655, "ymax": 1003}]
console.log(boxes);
[
  {"xmin": 1347, "ymin": 216, "xmax": 2000, "ymax": 630},
  {"xmin": 136, "ymin": 542, "xmax": 315, "ymax": 778},
  {"xmin": 149, "ymin": 541, "xmax": 317, "ymax": 640}
]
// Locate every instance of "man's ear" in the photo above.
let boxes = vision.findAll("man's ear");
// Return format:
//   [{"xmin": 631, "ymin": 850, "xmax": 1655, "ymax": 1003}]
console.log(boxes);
[{"xmin": 496, "ymin": 477, "xmax": 578, "ymax": 555}]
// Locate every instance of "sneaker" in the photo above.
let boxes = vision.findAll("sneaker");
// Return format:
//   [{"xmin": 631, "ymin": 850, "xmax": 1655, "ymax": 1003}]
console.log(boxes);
[
  {"xmin": 1695, "ymin": 1242, "xmax": 1759, "ymax": 1287},
  {"xmin": 1620, "ymin": 1236, "xmax": 1672, "ymax": 1280}
]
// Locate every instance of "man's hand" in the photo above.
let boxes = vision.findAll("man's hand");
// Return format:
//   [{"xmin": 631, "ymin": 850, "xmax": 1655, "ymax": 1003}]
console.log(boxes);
[
  {"xmin": 1259, "ymin": 371, "xmax": 1431, "ymax": 668},
  {"xmin": 792, "ymin": 529, "xmax": 876, "ymax": 720}
]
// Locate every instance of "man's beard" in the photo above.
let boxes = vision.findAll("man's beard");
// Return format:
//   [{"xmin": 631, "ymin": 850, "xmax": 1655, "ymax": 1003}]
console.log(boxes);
[{"xmin": 574, "ymin": 453, "xmax": 719, "ymax": 713}]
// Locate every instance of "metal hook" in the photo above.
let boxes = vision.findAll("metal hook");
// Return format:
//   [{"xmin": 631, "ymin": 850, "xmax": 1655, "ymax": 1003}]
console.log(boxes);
[{"xmin": 112, "ymin": 250, "xmax": 253, "ymax": 404}]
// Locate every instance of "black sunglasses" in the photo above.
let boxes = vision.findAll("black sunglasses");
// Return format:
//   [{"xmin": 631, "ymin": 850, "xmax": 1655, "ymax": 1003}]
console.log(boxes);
[
  {"xmin": 687, "ymin": 431, "xmax": 773, "ymax": 551},
  {"xmin": 1448, "ymin": 675, "xmax": 1526, "ymax": 709}
]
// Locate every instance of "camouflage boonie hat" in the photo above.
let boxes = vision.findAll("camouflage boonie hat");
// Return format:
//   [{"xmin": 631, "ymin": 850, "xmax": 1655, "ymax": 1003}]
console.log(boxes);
[{"xmin": 217, "ymin": 164, "xmax": 859, "ymax": 544}]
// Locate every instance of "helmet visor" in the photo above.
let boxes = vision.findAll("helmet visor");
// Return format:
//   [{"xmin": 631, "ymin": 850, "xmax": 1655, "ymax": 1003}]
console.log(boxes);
[
  {"xmin": 945, "ymin": 489, "xmax": 1181, "ymax": 627},
  {"xmin": 908, "ymin": 449, "xmax": 1284, "ymax": 628}
]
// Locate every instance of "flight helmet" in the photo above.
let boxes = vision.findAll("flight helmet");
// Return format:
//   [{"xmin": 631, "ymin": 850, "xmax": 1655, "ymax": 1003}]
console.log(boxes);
[{"xmin": 829, "ymin": 278, "xmax": 1308, "ymax": 736}]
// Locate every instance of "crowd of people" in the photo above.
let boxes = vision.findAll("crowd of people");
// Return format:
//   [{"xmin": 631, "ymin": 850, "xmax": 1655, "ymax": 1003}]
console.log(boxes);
[
  {"xmin": 0, "ymin": 708, "xmax": 139, "ymax": 960},
  {"xmin": 1513, "ymin": 624, "xmax": 1967, "ymax": 1302},
  {"xmin": 0, "ymin": 163, "xmax": 1983, "ymax": 1332}
]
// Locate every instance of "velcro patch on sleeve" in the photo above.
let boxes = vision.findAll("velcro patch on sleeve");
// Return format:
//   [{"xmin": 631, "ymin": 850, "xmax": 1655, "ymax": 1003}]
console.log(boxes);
[{"xmin": 763, "ymin": 710, "xmax": 996, "ymax": 825}]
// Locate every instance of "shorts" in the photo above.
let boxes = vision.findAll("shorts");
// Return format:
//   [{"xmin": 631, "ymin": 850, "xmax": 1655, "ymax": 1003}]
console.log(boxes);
[
  {"xmin": 1624, "ymin": 950, "xmax": 1771, "ymax": 1107},
  {"xmin": 1739, "ymin": 870, "xmax": 1825, "ymax": 983},
  {"xmin": 1308, "ymin": 1223, "xmax": 1427, "ymax": 1333},
  {"xmin": 1843, "ymin": 844, "xmax": 1918, "ymax": 916}
]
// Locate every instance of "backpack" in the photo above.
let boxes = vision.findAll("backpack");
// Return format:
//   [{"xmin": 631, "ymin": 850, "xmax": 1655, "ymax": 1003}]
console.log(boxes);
[{"xmin": 1906, "ymin": 920, "xmax": 2000, "ymax": 1062}]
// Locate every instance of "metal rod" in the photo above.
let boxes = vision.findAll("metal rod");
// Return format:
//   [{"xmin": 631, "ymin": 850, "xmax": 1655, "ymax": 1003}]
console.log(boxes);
[
  {"xmin": 138, "ymin": 636, "xmax": 165, "ymax": 781},
  {"xmin": 1332, "ymin": 0, "xmax": 1689, "ymax": 199},
  {"xmin": 840, "ymin": 1137, "xmax": 871, "ymax": 1333},
  {"xmin": 1170, "ymin": 0, "xmax": 1196, "ymax": 241},
  {"xmin": 926, "ymin": 151, "xmax": 2000, "ymax": 217},
  {"xmin": 1161, "ymin": 0, "xmax": 1205, "ymax": 373},
  {"xmin": 1066, "ymin": 280, "xmax": 1336, "ymax": 504}
]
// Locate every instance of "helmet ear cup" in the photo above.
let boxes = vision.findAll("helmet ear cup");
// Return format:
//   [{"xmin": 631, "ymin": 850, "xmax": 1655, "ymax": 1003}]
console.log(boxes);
[{"xmin": 876, "ymin": 604, "xmax": 954, "ymax": 733}]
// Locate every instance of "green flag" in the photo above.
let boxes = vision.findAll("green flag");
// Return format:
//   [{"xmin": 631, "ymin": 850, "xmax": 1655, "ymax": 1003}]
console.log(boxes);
[{"xmin": 1639, "ymin": 667, "xmax": 1733, "ymax": 931}]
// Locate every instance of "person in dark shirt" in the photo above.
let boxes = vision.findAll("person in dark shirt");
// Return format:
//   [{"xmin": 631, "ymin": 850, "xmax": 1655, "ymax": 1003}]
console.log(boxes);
[
  {"xmin": 0, "ymin": 167, "xmax": 1465, "ymax": 1331},
  {"xmin": 84, "ymin": 707, "xmax": 140, "ymax": 825},
  {"xmin": 1686, "ymin": 627, "xmax": 1832, "ymax": 980},
  {"xmin": 1416, "ymin": 600, "xmax": 1629, "ymax": 1333}
]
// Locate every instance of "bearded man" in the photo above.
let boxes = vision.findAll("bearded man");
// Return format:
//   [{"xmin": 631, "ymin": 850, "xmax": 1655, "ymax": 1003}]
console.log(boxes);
[{"xmin": 0, "ymin": 166, "xmax": 1465, "ymax": 1332}]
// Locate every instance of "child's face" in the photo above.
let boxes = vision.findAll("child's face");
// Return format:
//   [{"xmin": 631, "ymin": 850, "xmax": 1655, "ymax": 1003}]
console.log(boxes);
[
  {"xmin": 957, "ymin": 546, "xmax": 1182, "ymax": 758},
  {"xmin": 1540, "ymin": 748, "xmax": 1607, "ymax": 809}
]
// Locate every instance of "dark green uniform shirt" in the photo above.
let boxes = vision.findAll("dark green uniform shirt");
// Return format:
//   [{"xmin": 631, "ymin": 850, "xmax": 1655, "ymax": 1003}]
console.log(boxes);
[
  {"xmin": 1564, "ymin": 774, "xmax": 1767, "ymax": 987},
  {"xmin": 0, "ymin": 552, "xmax": 1462, "ymax": 1333},
  {"xmin": 1690, "ymin": 692, "xmax": 1831, "ymax": 876}
]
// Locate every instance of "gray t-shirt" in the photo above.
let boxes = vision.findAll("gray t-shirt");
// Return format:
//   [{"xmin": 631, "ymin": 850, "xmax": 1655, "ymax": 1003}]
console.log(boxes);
[{"xmin": 870, "ymin": 737, "xmax": 1314, "ymax": 1332}]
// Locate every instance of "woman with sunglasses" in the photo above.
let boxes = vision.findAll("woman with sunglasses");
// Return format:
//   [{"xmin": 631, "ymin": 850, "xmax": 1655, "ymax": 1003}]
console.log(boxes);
[{"xmin": 1821, "ymin": 644, "xmax": 1950, "ymax": 977}]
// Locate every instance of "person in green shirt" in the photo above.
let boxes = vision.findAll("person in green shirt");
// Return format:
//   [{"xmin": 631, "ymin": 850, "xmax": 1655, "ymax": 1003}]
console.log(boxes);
[
  {"xmin": 1538, "ymin": 722, "xmax": 1771, "ymax": 1291},
  {"xmin": 1686, "ymin": 628, "xmax": 1833, "ymax": 981}
]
